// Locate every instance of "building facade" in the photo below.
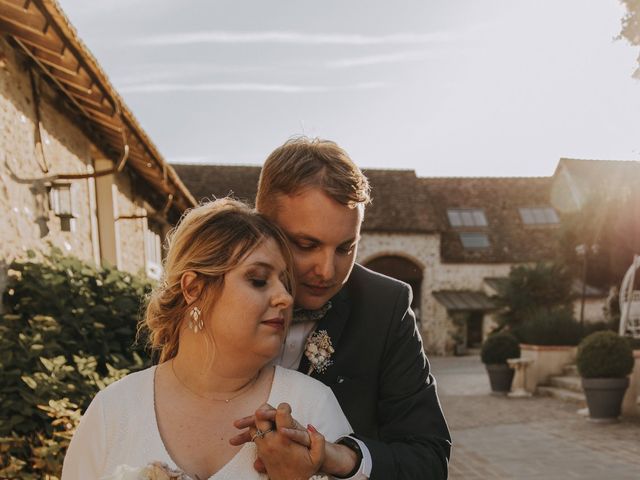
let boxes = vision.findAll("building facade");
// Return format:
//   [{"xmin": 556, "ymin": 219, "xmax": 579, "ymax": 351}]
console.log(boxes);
[{"xmin": 0, "ymin": 1, "xmax": 195, "ymax": 295}]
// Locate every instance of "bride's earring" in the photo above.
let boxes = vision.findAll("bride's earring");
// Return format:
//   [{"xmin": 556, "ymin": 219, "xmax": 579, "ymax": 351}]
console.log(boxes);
[{"xmin": 188, "ymin": 306, "xmax": 203, "ymax": 333}]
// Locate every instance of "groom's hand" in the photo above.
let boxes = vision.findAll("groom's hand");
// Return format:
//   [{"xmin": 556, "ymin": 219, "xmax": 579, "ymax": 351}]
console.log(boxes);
[{"xmin": 250, "ymin": 403, "xmax": 325, "ymax": 479}]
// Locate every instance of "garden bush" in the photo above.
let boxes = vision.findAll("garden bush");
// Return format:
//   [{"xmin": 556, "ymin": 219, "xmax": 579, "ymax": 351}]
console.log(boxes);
[
  {"xmin": 496, "ymin": 263, "xmax": 573, "ymax": 330},
  {"xmin": 513, "ymin": 308, "xmax": 582, "ymax": 346},
  {"xmin": 576, "ymin": 331, "xmax": 634, "ymax": 379},
  {"xmin": 481, "ymin": 333, "xmax": 521, "ymax": 365},
  {"xmin": 0, "ymin": 248, "xmax": 153, "ymax": 478}
]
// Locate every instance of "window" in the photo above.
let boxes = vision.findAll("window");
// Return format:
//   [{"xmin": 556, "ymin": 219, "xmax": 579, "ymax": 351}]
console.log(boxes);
[
  {"xmin": 459, "ymin": 232, "xmax": 490, "ymax": 249},
  {"xmin": 145, "ymin": 221, "xmax": 163, "ymax": 280},
  {"xmin": 519, "ymin": 207, "xmax": 559, "ymax": 225},
  {"xmin": 447, "ymin": 209, "xmax": 487, "ymax": 227}
]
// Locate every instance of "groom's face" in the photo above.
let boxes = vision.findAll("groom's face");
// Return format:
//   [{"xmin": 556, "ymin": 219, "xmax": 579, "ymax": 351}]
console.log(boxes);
[{"xmin": 270, "ymin": 187, "xmax": 362, "ymax": 310}]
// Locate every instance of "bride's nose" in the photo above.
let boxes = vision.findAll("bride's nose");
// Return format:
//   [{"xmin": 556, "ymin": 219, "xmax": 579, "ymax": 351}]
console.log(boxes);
[{"xmin": 271, "ymin": 282, "xmax": 293, "ymax": 309}]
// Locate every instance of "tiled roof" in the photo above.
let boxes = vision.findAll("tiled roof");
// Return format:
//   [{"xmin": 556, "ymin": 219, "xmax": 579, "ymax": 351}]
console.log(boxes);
[
  {"xmin": 423, "ymin": 176, "xmax": 560, "ymax": 263},
  {"xmin": 432, "ymin": 290, "xmax": 497, "ymax": 311},
  {"xmin": 362, "ymin": 169, "xmax": 439, "ymax": 232},
  {"xmin": 171, "ymin": 164, "xmax": 440, "ymax": 232},
  {"xmin": 171, "ymin": 164, "xmax": 261, "ymax": 206},
  {"xmin": 555, "ymin": 158, "xmax": 640, "ymax": 185}
]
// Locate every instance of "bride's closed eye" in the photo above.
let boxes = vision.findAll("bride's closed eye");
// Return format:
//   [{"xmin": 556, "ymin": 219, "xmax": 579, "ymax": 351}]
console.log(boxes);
[{"xmin": 249, "ymin": 278, "xmax": 267, "ymax": 288}]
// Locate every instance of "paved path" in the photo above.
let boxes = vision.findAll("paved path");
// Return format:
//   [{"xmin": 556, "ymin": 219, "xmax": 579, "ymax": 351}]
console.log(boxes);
[{"xmin": 430, "ymin": 355, "xmax": 640, "ymax": 479}]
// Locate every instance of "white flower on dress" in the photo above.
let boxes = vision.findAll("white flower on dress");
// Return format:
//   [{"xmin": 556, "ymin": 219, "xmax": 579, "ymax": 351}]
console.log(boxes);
[
  {"xmin": 305, "ymin": 330, "xmax": 335, "ymax": 375},
  {"xmin": 103, "ymin": 462, "xmax": 190, "ymax": 480}
]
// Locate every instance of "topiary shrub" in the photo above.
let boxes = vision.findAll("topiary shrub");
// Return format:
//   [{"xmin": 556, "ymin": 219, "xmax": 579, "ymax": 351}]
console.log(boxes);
[
  {"xmin": 481, "ymin": 333, "xmax": 521, "ymax": 365},
  {"xmin": 513, "ymin": 308, "xmax": 582, "ymax": 346},
  {"xmin": 0, "ymin": 248, "xmax": 153, "ymax": 478},
  {"xmin": 576, "ymin": 331, "xmax": 634, "ymax": 378}
]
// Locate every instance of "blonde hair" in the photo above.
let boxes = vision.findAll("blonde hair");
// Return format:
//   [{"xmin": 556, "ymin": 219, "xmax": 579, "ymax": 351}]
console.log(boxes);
[
  {"xmin": 140, "ymin": 198, "xmax": 294, "ymax": 363},
  {"xmin": 255, "ymin": 137, "xmax": 371, "ymax": 215}
]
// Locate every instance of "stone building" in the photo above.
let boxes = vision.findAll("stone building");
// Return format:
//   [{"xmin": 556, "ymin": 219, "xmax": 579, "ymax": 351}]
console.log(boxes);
[
  {"xmin": 173, "ymin": 161, "xmax": 627, "ymax": 355},
  {"xmin": 0, "ymin": 0, "xmax": 195, "ymax": 294}
]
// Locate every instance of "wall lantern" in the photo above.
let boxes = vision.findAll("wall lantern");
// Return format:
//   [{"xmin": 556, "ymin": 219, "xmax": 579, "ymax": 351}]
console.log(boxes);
[{"xmin": 49, "ymin": 183, "xmax": 73, "ymax": 218}]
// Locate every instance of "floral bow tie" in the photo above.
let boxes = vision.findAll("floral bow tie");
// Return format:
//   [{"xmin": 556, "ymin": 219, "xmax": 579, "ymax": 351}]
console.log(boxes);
[{"xmin": 292, "ymin": 301, "xmax": 332, "ymax": 324}]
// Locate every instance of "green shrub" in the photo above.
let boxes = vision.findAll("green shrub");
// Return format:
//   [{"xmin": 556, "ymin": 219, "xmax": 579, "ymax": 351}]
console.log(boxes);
[
  {"xmin": 513, "ymin": 308, "xmax": 582, "ymax": 346},
  {"xmin": 0, "ymin": 248, "xmax": 153, "ymax": 478},
  {"xmin": 481, "ymin": 333, "xmax": 521, "ymax": 365},
  {"xmin": 576, "ymin": 331, "xmax": 634, "ymax": 378},
  {"xmin": 496, "ymin": 263, "xmax": 573, "ymax": 329}
]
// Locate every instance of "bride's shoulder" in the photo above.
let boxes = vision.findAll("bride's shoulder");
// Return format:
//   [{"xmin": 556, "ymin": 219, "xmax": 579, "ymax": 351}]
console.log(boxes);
[{"xmin": 95, "ymin": 365, "xmax": 156, "ymax": 405}]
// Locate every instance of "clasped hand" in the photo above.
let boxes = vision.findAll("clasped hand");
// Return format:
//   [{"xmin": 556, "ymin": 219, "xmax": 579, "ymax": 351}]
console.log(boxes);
[{"xmin": 230, "ymin": 402, "xmax": 325, "ymax": 479}]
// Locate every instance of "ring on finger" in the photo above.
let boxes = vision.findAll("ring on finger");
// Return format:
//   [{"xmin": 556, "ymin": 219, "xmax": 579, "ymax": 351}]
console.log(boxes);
[{"xmin": 251, "ymin": 427, "xmax": 274, "ymax": 442}]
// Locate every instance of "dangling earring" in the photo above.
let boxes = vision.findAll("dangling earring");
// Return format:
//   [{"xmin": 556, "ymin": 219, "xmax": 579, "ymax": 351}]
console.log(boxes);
[{"xmin": 188, "ymin": 306, "xmax": 203, "ymax": 333}]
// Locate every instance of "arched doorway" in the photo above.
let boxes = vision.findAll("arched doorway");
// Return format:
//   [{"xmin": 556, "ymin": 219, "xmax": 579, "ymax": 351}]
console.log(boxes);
[{"xmin": 363, "ymin": 255, "xmax": 423, "ymax": 324}]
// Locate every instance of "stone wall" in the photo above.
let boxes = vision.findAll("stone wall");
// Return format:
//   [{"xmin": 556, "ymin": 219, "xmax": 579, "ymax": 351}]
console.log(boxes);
[
  {"xmin": 0, "ymin": 38, "xmax": 153, "ymax": 295},
  {"xmin": 0, "ymin": 38, "xmax": 94, "ymax": 291},
  {"xmin": 359, "ymin": 231, "xmax": 515, "ymax": 355}
]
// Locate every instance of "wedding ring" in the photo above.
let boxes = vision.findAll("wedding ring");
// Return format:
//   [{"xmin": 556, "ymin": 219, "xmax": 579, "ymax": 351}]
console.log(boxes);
[{"xmin": 251, "ymin": 427, "xmax": 274, "ymax": 441}]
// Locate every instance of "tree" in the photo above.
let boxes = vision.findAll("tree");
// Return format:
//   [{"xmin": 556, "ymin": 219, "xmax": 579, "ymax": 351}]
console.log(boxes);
[
  {"xmin": 496, "ymin": 262, "xmax": 573, "ymax": 329},
  {"xmin": 620, "ymin": 1, "xmax": 640, "ymax": 78},
  {"xmin": 557, "ymin": 189, "xmax": 640, "ymax": 290}
]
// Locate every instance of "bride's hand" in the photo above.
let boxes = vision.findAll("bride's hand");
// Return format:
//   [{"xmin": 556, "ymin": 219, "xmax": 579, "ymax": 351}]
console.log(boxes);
[{"xmin": 250, "ymin": 403, "xmax": 325, "ymax": 480}]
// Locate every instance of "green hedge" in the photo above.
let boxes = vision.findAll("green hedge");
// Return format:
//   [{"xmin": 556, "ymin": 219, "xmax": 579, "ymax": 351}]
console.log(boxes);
[
  {"xmin": 513, "ymin": 308, "xmax": 583, "ymax": 346},
  {"xmin": 0, "ymin": 248, "xmax": 153, "ymax": 479}
]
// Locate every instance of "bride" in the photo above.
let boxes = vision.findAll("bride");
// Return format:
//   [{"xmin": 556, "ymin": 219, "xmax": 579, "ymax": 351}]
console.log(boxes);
[{"xmin": 61, "ymin": 198, "xmax": 352, "ymax": 480}]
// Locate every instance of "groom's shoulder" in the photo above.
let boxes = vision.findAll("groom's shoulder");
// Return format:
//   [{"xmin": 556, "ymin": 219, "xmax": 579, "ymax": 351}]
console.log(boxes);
[{"xmin": 347, "ymin": 263, "xmax": 409, "ymax": 295}]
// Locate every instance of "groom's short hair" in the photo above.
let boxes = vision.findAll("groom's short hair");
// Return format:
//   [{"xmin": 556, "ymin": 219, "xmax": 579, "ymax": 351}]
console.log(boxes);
[{"xmin": 256, "ymin": 136, "xmax": 371, "ymax": 215}]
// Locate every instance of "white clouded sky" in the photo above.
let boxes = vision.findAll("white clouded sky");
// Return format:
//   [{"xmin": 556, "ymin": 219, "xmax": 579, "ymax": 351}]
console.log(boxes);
[{"xmin": 58, "ymin": 0, "xmax": 640, "ymax": 176}]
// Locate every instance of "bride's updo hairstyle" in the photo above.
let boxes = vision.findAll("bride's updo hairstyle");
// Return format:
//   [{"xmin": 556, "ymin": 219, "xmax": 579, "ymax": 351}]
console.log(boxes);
[{"xmin": 141, "ymin": 198, "xmax": 294, "ymax": 363}]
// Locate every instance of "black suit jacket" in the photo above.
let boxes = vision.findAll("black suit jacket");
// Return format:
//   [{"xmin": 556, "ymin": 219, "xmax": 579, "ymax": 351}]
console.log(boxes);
[{"xmin": 298, "ymin": 264, "xmax": 451, "ymax": 479}]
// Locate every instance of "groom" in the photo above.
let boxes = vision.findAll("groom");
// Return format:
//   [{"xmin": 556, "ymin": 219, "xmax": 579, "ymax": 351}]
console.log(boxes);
[{"xmin": 233, "ymin": 137, "xmax": 451, "ymax": 479}]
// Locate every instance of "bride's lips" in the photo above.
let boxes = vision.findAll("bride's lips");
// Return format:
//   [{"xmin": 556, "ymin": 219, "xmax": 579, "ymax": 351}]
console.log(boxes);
[
  {"xmin": 302, "ymin": 283, "xmax": 334, "ymax": 296},
  {"xmin": 261, "ymin": 317, "xmax": 285, "ymax": 330}
]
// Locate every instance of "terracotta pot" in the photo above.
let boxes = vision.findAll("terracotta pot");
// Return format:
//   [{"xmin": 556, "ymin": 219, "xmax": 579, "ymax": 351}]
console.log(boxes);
[
  {"xmin": 582, "ymin": 377, "xmax": 630, "ymax": 422},
  {"xmin": 485, "ymin": 364, "xmax": 514, "ymax": 395}
]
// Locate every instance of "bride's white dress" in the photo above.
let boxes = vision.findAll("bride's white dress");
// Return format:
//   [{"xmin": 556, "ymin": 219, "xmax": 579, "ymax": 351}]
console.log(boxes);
[{"xmin": 61, "ymin": 365, "xmax": 352, "ymax": 480}]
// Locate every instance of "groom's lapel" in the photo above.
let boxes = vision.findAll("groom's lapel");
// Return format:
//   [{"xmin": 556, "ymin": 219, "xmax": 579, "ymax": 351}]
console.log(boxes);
[{"xmin": 297, "ymin": 287, "xmax": 351, "ymax": 378}]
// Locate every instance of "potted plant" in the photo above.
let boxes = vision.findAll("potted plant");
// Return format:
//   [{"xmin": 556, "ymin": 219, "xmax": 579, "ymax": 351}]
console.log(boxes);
[
  {"xmin": 576, "ymin": 331, "xmax": 634, "ymax": 422},
  {"xmin": 481, "ymin": 333, "xmax": 521, "ymax": 395}
]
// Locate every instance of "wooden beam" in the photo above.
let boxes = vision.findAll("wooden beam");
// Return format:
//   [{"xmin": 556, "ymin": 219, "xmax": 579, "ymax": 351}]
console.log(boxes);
[
  {"xmin": 49, "ymin": 68, "xmax": 93, "ymax": 93},
  {"xmin": 0, "ymin": 2, "xmax": 47, "ymax": 32},
  {"xmin": 0, "ymin": 18, "xmax": 64, "ymax": 54},
  {"xmin": 33, "ymin": 51, "xmax": 79, "ymax": 76},
  {"xmin": 31, "ymin": 45, "xmax": 80, "ymax": 74}
]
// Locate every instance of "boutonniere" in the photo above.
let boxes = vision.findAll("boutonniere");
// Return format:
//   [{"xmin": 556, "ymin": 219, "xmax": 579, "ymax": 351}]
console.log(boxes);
[{"xmin": 305, "ymin": 329, "xmax": 335, "ymax": 375}]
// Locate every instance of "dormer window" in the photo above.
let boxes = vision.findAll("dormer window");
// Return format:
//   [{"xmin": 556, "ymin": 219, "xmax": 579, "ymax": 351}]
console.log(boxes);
[
  {"xmin": 519, "ymin": 207, "xmax": 559, "ymax": 225},
  {"xmin": 447, "ymin": 208, "xmax": 487, "ymax": 227},
  {"xmin": 459, "ymin": 232, "xmax": 490, "ymax": 249}
]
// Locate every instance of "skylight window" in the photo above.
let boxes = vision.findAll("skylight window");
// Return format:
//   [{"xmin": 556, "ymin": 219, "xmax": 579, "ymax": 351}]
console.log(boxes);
[
  {"xmin": 447, "ymin": 209, "xmax": 487, "ymax": 227},
  {"xmin": 519, "ymin": 207, "xmax": 559, "ymax": 225},
  {"xmin": 459, "ymin": 232, "xmax": 490, "ymax": 249}
]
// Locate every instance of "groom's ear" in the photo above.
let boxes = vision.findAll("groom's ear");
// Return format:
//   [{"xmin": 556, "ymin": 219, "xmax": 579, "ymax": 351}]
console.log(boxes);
[{"xmin": 180, "ymin": 271, "xmax": 204, "ymax": 305}]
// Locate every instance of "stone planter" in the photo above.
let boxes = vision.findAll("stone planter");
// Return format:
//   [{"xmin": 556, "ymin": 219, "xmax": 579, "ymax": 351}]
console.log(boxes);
[
  {"xmin": 520, "ymin": 344, "xmax": 576, "ymax": 393},
  {"xmin": 622, "ymin": 350, "xmax": 640, "ymax": 417},
  {"xmin": 485, "ymin": 364, "xmax": 514, "ymax": 395},
  {"xmin": 582, "ymin": 377, "xmax": 630, "ymax": 422}
]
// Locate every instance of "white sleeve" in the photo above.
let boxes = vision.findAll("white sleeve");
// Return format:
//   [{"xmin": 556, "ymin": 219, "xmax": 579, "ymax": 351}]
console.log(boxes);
[
  {"xmin": 61, "ymin": 393, "xmax": 107, "ymax": 480},
  {"xmin": 308, "ymin": 385, "xmax": 352, "ymax": 443}
]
